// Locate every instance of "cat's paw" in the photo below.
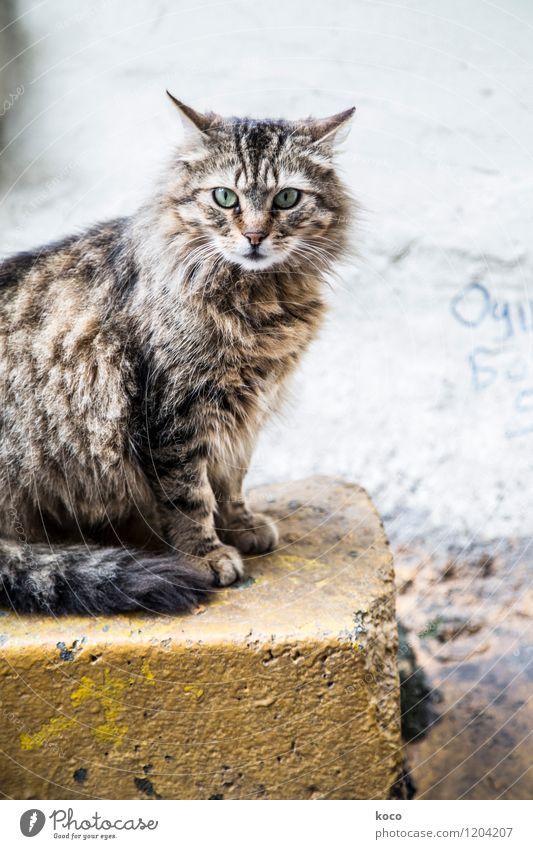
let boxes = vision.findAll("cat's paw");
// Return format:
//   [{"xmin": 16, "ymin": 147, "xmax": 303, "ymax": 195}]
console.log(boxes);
[
  {"xmin": 202, "ymin": 544, "xmax": 244, "ymax": 586},
  {"xmin": 219, "ymin": 513, "xmax": 278, "ymax": 555}
]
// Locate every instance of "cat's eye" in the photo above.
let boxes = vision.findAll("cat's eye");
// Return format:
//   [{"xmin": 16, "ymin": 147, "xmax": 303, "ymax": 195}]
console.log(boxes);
[
  {"xmin": 272, "ymin": 188, "xmax": 300, "ymax": 210},
  {"xmin": 213, "ymin": 187, "xmax": 239, "ymax": 208}
]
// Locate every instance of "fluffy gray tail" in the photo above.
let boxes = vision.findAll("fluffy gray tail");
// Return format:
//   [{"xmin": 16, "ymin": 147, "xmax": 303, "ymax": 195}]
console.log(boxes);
[{"xmin": 0, "ymin": 539, "xmax": 210, "ymax": 615}]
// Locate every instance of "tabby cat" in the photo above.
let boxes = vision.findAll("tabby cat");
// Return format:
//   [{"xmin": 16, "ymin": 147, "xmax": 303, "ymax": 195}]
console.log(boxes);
[{"xmin": 0, "ymin": 94, "xmax": 354, "ymax": 614}]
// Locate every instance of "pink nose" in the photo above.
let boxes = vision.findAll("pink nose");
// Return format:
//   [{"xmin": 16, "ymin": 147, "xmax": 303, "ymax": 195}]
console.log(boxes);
[{"xmin": 244, "ymin": 230, "xmax": 266, "ymax": 247}]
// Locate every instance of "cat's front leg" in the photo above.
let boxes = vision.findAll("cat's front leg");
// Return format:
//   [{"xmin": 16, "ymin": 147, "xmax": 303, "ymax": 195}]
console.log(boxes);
[
  {"xmin": 149, "ymin": 452, "xmax": 244, "ymax": 586},
  {"xmin": 211, "ymin": 461, "xmax": 278, "ymax": 556}
]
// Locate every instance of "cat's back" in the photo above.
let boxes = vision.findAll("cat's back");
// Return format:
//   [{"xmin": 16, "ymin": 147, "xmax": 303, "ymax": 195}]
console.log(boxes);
[{"xmin": 0, "ymin": 219, "xmax": 131, "ymax": 320}]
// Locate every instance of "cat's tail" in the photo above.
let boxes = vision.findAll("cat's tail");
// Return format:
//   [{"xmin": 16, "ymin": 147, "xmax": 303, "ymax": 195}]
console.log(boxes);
[{"xmin": 0, "ymin": 538, "xmax": 210, "ymax": 615}]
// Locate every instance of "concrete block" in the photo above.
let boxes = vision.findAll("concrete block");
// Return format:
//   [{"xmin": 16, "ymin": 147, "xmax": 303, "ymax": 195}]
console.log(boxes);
[{"xmin": 0, "ymin": 477, "xmax": 402, "ymax": 799}]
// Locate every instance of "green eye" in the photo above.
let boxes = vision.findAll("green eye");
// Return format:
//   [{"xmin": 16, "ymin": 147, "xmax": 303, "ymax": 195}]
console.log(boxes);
[
  {"xmin": 213, "ymin": 187, "xmax": 238, "ymax": 208},
  {"xmin": 273, "ymin": 188, "xmax": 300, "ymax": 210}
]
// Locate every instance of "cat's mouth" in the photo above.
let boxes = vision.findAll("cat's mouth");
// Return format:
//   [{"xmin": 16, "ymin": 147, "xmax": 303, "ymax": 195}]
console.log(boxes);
[
  {"xmin": 227, "ymin": 245, "xmax": 283, "ymax": 271},
  {"xmin": 220, "ymin": 237, "xmax": 295, "ymax": 272},
  {"xmin": 235, "ymin": 252, "xmax": 276, "ymax": 271}
]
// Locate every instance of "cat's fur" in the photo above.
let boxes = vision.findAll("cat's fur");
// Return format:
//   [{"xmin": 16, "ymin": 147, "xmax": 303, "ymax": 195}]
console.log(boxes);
[{"xmin": 0, "ymin": 95, "xmax": 354, "ymax": 614}]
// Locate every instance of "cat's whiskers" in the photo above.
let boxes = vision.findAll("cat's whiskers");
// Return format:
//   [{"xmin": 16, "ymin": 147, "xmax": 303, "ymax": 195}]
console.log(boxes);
[
  {"xmin": 178, "ymin": 243, "xmax": 220, "ymax": 288},
  {"xmin": 296, "ymin": 238, "xmax": 350, "ymax": 288},
  {"xmin": 289, "ymin": 242, "xmax": 333, "ymax": 274}
]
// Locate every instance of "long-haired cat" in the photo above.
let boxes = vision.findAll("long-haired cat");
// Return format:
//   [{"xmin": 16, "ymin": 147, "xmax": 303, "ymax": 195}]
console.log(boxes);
[{"xmin": 0, "ymin": 94, "xmax": 354, "ymax": 614}]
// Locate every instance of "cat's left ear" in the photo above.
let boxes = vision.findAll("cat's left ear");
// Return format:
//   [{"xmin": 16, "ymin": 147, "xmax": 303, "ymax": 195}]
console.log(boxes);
[
  {"xmin": 306, "ymin": 107, "xmax": 356, "ymax": 148},
  {"xmin": 166, "ymin": 91, "xmax": 220, "ymax": 142}
]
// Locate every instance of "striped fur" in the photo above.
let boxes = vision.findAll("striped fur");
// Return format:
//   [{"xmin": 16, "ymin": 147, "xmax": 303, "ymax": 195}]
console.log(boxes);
[{"xmin": 0, "ymin": 98, "xmax": 355, "ymax": 614}]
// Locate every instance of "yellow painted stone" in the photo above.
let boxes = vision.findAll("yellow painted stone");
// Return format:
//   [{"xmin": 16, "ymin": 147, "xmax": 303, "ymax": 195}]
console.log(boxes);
[{"xmin": 0, "ymin": 477, "xmax": 402, "ymax": 799}]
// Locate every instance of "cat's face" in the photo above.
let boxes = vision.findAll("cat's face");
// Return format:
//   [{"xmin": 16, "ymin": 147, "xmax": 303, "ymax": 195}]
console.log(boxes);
[{"xmin": 166, "ymin": 96, "xmax": 354, "ymax": 274}]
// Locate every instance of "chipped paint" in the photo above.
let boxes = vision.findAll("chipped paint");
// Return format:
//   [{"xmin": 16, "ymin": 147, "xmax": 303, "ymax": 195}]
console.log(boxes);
[
  {"xmin": 20, "ymin": 669, "xmax": 128, "ymax": 750},
  {"xmin": 141, "ymin": 659, "xmax": 155, "ymax": 685},
  {"xmin": 56, "ymin": 638, "xmax": 85, "ymax": 661},
  {"xmin": 275, "ymin": 554, "xmax": 318, "ymax": 570},
  {"xmin": 183, "ymin": 684, "xmax": 204, "ymax": 701},
  {"xmin": 134, "ymin": 776, "xmax": 161, "ymax": 799},
  {"xmin": 20, "ymin": 715, "xmax": 76, "ymax": 751},
  {"xmin": 71, "ymin": 670, "xmax": 128, "ymax": 746}
]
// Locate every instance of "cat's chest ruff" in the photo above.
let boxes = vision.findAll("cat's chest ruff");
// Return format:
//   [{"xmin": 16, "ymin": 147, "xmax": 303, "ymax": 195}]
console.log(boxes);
[{"xmin": 143, "ymin": 286, "xmax": 324, "ymax": 445}]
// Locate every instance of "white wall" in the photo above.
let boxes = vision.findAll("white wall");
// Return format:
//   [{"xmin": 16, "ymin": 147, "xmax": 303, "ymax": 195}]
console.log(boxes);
[{"xmin": 1, "ymin": 0, "xmax": 533, "ymax": 548}]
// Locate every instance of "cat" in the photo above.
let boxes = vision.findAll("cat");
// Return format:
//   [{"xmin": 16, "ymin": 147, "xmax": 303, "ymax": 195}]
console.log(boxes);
[{"xmin": 0, "ymin": 93, "xmax": 354, "ymax": 614}]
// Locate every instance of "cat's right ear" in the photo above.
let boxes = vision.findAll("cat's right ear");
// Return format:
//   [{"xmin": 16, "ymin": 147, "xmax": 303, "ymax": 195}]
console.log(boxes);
[{"xmin": 166, "ymin": 92, "xmax": 219, "ymax": 144}]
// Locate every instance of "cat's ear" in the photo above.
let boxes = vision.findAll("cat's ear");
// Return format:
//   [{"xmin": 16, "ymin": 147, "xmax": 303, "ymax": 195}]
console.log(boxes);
[
  {"xmin": 306, "ymin": 107, "xmax": 356, "ymax": 148},
  {"xmin": 166, "ymin": 91, "xmax": 220, "ymax": 142}
]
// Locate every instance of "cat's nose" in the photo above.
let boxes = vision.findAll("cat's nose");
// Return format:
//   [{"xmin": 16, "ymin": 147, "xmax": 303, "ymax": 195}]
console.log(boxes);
[{"xmin": 243, "ymin": 230, "xmax": 267, "ymax": 247}]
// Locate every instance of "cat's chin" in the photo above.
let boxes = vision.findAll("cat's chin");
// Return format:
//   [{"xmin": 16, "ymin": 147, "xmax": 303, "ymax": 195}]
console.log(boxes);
[{"xmin": 228, "ymin": 252, "xmax": 283, "ymax": 272}]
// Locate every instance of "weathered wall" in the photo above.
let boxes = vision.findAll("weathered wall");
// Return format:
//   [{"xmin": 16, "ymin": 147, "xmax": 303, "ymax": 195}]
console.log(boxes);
[
  {"xmin": 1, "ymin": 0, "xmax": 532, "ymax": 549},
  {"xmin": 0, "ymin": 1, "xmax": 21, "ymax": 150}
]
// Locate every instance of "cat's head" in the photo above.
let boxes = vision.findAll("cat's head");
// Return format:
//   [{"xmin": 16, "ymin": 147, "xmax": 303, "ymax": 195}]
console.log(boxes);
[{"xmin": 165, "ymin": 94, "xmax": 355, "ymax": 274}]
